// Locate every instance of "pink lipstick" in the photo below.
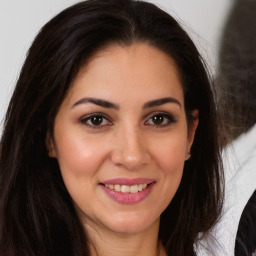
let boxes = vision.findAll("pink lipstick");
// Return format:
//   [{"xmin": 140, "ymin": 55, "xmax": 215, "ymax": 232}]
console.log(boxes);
[{"xmin": 100, "ymin": 178, "xmax": 155, "ymax": 204}]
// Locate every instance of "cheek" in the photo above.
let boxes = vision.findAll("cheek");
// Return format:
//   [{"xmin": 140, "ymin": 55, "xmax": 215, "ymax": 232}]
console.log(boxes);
[
  {"xmin": 155, "ymin": 135, "xmax": 187, "ymax": 206},
  {"xmin": 54, "ymin": 133, "xmax": 106, "ymax": 178},
  {"xmin": 153, "ymin": 133, "xmax": 187, "ymax": 176},
  {"xmin": 147, "ymin": 134, "xmax": 187, "ymax": 216}
]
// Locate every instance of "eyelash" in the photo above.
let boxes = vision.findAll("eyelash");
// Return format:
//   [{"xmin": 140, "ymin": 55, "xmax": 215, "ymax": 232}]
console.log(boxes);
[
  {"xmin": 80, "ymin": 113, "xmax": 112, "ymax": 129},
  {"xmin": 144, "ymin": 112, "xmax": 177, "ymax": 127},
  {"xmin": 80, "ymin": 112, "xmax": 176, "ymax": 129}
]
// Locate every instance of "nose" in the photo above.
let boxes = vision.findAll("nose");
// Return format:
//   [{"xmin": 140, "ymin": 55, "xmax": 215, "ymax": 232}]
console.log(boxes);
[{"xmin": 110, "ymin": 126, "xmax": 151, "ymax": 170}]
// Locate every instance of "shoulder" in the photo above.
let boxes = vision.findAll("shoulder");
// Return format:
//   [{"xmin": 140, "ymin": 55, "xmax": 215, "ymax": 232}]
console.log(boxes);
[
  {"xmin": 195, "ymin": 125, "xmax": 256, "ymax": 256},
  {"xmin": 235, "ymin": 190, "xmax": 256, "ymax": 256}
]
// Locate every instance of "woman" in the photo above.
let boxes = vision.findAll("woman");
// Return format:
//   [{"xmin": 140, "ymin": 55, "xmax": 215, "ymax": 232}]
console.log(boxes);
[{"xmin": 0, "ymin": 0, "xmax": 224, "ymax": 255}]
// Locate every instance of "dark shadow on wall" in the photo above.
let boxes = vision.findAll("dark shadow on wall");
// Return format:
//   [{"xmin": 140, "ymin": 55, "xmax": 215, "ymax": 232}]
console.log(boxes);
[
  {"xmin": 216, "ymin": 0, "xmax": 256, "ymax": 143},
  {"xmin": 217, "ymin": 1, "xmax": 256, "ymax": 255}
]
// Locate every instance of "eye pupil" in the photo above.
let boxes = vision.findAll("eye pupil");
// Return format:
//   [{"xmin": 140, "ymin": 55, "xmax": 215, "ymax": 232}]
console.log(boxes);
[
  {"xmin": 152, "ymin": 115, "xmax": 164, "ymax": 125},
  {"xmin": 91, "ymin": 116, "xmax": 103, "ymax": 125}
]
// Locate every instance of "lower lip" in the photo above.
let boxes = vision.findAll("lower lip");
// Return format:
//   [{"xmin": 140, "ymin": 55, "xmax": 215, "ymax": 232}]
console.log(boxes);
[{"xmin": 101, "ymin": 183, "xmax": 154, "ymax": 204}]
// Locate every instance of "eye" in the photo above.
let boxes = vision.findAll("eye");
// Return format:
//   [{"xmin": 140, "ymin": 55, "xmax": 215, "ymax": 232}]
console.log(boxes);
[
  {"xmin": 145, "ymin": 113, "xmax": 176, "ymax": 127},
  {"xmin": 80, "ymin": 114, "xmax": 112, "ymax": 128}
]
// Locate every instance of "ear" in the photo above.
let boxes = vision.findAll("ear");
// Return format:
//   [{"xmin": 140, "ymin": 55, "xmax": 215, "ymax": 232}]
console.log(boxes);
[
  {"xmin": 186, "ymin": 109, "xmax": 199, "ymax": 160},
  {"xmin": 45, "ymin": 133, "xmax": 57, "ymax": 158}
]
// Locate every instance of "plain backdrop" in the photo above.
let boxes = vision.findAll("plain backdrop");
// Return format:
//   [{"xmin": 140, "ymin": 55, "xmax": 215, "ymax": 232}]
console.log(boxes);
[{"xmin": 0, "ymin": 0, "xmax": 233, "ymax": 133}]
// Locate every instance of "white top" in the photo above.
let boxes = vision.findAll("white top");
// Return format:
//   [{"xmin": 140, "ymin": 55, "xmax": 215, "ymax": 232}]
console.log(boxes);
[{"xmin": 196, "ymin": 124, "xmax": 256, "ymax": 256}]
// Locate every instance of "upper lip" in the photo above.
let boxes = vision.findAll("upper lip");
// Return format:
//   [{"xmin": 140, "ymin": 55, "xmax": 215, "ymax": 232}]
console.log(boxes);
[{"xmin": 100, "ymin": 178, "xmax": 155, "ymax": 186}]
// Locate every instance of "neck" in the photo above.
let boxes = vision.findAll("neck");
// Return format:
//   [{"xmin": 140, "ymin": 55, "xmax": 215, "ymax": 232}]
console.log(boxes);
[{"xmin": 85, "ymin": 219, "xmax": 167, "ymax": 256}]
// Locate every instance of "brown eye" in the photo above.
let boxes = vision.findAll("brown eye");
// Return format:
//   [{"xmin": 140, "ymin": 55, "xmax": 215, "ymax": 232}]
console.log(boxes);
[
  {"xmin": 145, "ymin": 113, "xmax": 176, "ymax": 127},
  {"xmin": 90, "ymin": 116, "xmax": 103, "ymax": 125},
  {"xmin": 80, "ymin": 114, "xmax": 111, "ymax": 128},
  {"xmin": 152, "ymin": 115, "xmax": 165, "ymax": 125}
]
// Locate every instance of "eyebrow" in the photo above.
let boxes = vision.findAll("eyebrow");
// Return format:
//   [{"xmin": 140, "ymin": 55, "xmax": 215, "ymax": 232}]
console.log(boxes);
[
  {"xmin": 71, "ymin": 97, "xmax": 181, "ymax": 110},
  {"xmin": 143, "ymin": 97, "xmax": 181, "ymax": 109},
  {"xmin": 71, "ymin": 97, "xmax": 119, "ymax": 110}
]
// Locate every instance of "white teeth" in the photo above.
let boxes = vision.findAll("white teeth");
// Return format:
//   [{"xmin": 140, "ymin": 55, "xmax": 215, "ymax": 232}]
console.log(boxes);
[
  {"xmin": 121, "ymin": 185, "xmax": 130, "ymax": 193},
  {"xmin": 130, "ymin": 185, "xmax": 138, "ymax": 193},
  {"xmin": 114, "ymin": 184, "xmax": 121, "ymax": 192},
  {"xmin": 105, "ymin": 183, "xmax": 148, "ymax": 193}
]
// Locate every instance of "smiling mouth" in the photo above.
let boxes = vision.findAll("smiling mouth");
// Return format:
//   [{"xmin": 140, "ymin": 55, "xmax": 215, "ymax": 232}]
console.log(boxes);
[
  {"xmin": 104, "ymin": 183, "xmax": 148, "ymax": 193},
  {"xmin": 100, "ymin": 178, "xmax": 155, "ymax": 204}
]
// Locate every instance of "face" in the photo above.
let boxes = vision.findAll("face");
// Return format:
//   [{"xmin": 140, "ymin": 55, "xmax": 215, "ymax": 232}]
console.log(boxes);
[{"xmin": 49, "ymin": 43, "xmax": 198, "ymax": 237}]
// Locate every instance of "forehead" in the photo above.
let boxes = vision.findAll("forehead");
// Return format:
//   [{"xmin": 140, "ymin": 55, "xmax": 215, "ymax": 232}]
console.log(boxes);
[
  {"xmin": 66, "ymin": 43, "xmax": 184, "ymax": 107},
  {"xmin": 78, "ymin": 43, "xmax": 182, "ymax": 82}
]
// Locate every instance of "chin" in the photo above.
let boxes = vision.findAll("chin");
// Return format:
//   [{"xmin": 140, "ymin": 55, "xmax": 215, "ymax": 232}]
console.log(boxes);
[{"xmin": 103, "ymin": 213, "xmax": 159, "ymax": 234}]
